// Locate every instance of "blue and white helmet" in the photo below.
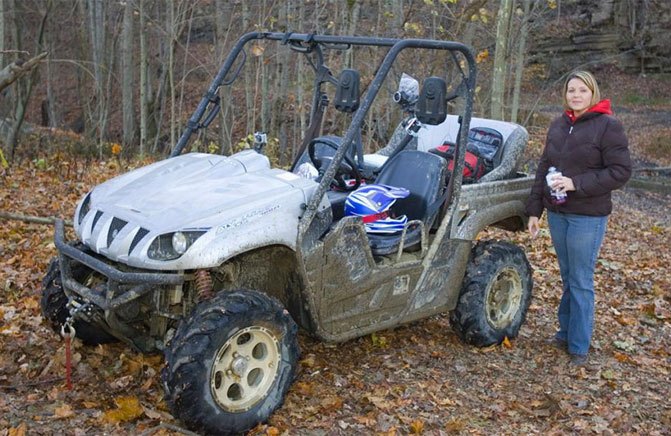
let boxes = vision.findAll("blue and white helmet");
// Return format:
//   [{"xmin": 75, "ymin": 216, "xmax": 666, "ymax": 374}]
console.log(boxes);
[{"xmin": 344, "ymin": 184, "xmax": 410, "ymax": 234}]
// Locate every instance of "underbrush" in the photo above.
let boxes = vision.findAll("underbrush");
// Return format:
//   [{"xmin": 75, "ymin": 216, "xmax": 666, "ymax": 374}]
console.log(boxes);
[{"xmin": 641, "ymin": 128, "xmax": 671, "ymax": 163}]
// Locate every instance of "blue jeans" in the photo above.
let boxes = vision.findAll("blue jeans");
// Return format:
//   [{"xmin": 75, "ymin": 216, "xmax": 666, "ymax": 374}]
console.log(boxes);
[{"xmin": 547, "ymin": 211, "xmax": 608, "ymax": 356}]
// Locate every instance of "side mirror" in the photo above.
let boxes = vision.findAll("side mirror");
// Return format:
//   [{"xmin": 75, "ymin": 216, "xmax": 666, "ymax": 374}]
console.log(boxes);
[
  {"xmin": 416, "ymin": 77, "xmax": 447, "ymax": 125},
  {"xmin": 334, "ymin": 69, "xmax": 360, "ymax": 113}
]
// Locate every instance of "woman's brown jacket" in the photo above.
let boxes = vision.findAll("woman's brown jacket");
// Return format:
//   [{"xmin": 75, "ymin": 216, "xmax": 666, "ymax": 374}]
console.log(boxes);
[{"xmin": 525, "ymin": 100, "xmax": 632, "ymax": 218}]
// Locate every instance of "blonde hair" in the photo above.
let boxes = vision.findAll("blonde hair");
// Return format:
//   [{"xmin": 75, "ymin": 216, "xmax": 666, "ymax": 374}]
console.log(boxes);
[{"xmin": 562, "ymin": 70, "xmax": 601, "ymax": 110}]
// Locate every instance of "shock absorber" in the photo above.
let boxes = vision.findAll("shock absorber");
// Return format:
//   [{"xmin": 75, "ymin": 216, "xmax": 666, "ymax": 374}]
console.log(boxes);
[{"xmin": 195, "ymin": 269, "xmax": 213, "ymax": 300}]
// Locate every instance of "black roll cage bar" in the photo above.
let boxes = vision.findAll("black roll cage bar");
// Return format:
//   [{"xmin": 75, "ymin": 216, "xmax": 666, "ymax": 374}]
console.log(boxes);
[{"xmin": 169, "ymin": 31, "xmax": 477, "ymax": 237}]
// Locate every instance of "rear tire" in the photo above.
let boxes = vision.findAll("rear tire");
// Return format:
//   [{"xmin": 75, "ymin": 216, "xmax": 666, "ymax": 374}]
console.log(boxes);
[
  {"xmin": 40, "ymin": 255, "xmax": 117, "ymax": 345},
  {"xmin": 162, "ymin": 289, "xmax": 299, "ymax": 435},
  {"xmin": 450, "ymin": 240, "xmax": 533, "ymax": 346}
]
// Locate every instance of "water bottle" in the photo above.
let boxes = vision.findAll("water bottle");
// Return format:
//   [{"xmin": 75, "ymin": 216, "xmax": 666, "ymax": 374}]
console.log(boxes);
[{"xmin": 546, "ymin": 167, "xmax": 567, "ymax": 205}]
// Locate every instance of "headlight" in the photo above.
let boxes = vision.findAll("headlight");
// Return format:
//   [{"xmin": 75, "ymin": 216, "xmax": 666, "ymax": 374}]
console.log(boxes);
[
  {"xmin": 172, "ymin": 231, "xmax": 188, "ymax": 254},
  {"xmin": 147, "ymin": 231, "xmax": 206, "ymax": 261},
  {"xmin": 77, "ymin": 192, "xmax": 92, "ymax": 225}
]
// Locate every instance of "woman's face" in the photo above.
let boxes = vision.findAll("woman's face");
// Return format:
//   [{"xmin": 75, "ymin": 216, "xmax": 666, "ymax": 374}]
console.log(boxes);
[{"xmin": 566, "ymin": 78, "xmax": 593, "ymax": 117}]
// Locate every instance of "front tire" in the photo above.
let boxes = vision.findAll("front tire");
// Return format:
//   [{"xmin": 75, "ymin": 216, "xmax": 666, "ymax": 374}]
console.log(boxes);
[
  {"xmin": 450, "ymin": 240, "xmax": 533, "ymax": 347},
  {"xmin": 40, "ymin": 256, "xmax": 117, "ymax": 345},
  {"xmin": 162, "ymin": 289, "xmax": 299, "ymax": 435}
]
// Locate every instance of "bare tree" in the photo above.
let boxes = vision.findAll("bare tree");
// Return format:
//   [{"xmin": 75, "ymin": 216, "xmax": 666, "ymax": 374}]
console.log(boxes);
[
  {"xmin": 344, "ymin": 0, "xmax": 360, "ymax": 68},
  {"xmin": 120, "ymin": 0, "xmax": 135, "ymax": 148},
  {"xmin": 84, "ymin": 0, "xmax": 110, "ymax": 157},
  {"xmin": 511, "ymin": 0, "xmax": 533, "ymax": 124},
  {"xmin": 168, "ymin": 0, "xmax": 176, "ymax": 148},
  {"xmin": 0, "ymin": 52, "xmax": 47, "ymax": 93},
  {"xmin": 4, "ymin": 0, "xmax": 51, "ymax": 161},
  {"xmin": 0, "ymin": 0, "xmax": 4, "ymax": 70},
  {"xmin": 242, "ymin": 1, "xmax": 253, "ymax": 134},
  {"xmin": 490, "ymin": 0, "xmax": 514, "ymax": 120},
  {"xmin": 215, "ymin": 0, "xmax": 234, "ymax": 155},
  {"xmin": 139, "ymin": 0, "xmax": 148, "ymax": 156},
  {"xmin": 150, "ymin": 0, "xmax": 193, "ymax": 154}
]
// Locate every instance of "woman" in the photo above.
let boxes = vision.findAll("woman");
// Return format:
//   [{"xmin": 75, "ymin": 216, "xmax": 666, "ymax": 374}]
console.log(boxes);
[{"xmin": 525, "ymin": 70, "xmax": 632, "ymax": 366}]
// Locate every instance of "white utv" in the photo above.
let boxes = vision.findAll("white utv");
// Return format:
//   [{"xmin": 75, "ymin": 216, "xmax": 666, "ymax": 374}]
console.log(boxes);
[{"xmin": 42, "ymin": 32, "xmax": 535, "ymax": 435}]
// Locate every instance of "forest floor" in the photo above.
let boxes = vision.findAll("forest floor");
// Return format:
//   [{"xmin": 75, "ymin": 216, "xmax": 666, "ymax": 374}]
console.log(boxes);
[{"xmin": 1, "ymin": 69, "xmax": 670, "ymax": 435}]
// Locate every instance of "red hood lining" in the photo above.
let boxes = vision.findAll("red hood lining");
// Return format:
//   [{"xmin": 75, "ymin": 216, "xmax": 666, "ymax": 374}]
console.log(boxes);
[{"xmin": 565, "ymin": 99, "xmax": 612, "ymax": 123}]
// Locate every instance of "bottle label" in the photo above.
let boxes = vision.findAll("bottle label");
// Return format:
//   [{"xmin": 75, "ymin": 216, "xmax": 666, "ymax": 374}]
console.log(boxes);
[{"xmin": 546, "ymin": 168, "xmax": 566, "ymax": 205}]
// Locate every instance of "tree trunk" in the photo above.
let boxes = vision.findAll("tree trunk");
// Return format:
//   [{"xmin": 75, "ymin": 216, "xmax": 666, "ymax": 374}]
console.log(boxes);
[
  {"xmin": 242, "ymin": 1, "xmax": 253, "ymax": 134},
  {"xmin": 259, "ymin": 0, "xmax": 269, "ymax": 133},
  {"xmin": 6, "ymin": 0, "xmax": 50, "ymax": 161},
  {"xmin": 294, "ymin": 1, "xmax": 306, "ymax": 160},
  {"xmin": 272, "ymin": 1, "xmax": 290, "ymax": 163},
  {"xmin": 177, "ymin": 2, "xmax": 195, "ymax": 149},
  {"xmin": 0, "ymin": 0, "xmax": 4, "ymax": 69},
  {"xmin": 344, "ymin": 1, "xmax": 360, "ymax": 68},
  {"xmin": 215, "ymin": 0, "xmax": 234, "ymax": 155},
  {"xmin": 168, "ymin": 0, "xmax": 176, "ymax": 149},
  {"xmin": 120, "ymin": 0, "xmax": 135, "ymax": 148},
  {"xmin": 151, "ymin": 0, "xmax": 190, "ymax": 155},
  {"xmin": 0, "ymin": 52, "xmax": 47, "ymax": 93},
  {"xmin": 490, "ymin": 0, "xmax": 513, "ymax": 120},
  {"xmin": 139, "ymin": 0, "xmax": 147, "ymax": 156},
  {"xmin": 86, "ymin": 0, "xmax": 108, "ymax": 157},
  {"xmin": 511, "ymin": 0, "xmax": 532, "ymax": 124},
  {"xmin": 44, "ymin": 41, "xmax": 59, "ymax": 128}
]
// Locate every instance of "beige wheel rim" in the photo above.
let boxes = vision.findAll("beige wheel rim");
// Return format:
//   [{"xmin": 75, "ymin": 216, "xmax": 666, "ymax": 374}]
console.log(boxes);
[
  {"xmin": 210, "ymin": 326, "xmax": 281, "ymax": 412},
  {"xmin": 486, "ymin": 266, "xmax": 523, "ymax": 329}
]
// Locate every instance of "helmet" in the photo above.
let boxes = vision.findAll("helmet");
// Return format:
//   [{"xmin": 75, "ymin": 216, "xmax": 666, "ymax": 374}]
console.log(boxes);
[{"xmin": 344, "ymin": 184, "xmax": 410, "ymax": 234}]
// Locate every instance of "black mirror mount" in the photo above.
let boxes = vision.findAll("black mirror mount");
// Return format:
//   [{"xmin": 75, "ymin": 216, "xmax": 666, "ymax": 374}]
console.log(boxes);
[
  {"xmin": 416, "ymin": 77, "xmax": 447, "ymax": 125},
  {"xmin": 334, "ymin": 69, "xmax": 360, "ymax": 113}
]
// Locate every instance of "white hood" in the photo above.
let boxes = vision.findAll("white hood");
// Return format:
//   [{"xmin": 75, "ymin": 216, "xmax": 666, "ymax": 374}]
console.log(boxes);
[{"xmin": 74, "ymin": 151, "xmax": 326, "ymax": 270}]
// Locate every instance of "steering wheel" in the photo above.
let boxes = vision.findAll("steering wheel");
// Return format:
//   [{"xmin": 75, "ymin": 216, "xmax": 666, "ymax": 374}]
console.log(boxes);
[{"xmin": 308, "ymin": 137, "xmax": 362, "ymax": 191}]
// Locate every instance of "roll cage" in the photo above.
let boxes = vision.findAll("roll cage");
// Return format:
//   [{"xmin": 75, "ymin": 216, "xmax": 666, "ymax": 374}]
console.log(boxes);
[{"xmin": 170, "ymin": 31, "xmax": 477, "ymax": 241}]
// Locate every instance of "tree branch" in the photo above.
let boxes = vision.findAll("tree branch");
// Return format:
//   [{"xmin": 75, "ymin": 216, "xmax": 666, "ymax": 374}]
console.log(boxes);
[
  {"xmin": 0, "ymin": 211, "xmax": 72, "ymax": 227},
  {"xmin": 0, "ymin": 52, "xmax": 48, "ymax": 93},
  {"xmin": 633, "ymin": 166, "xmax": 671, "ymax": 173}
]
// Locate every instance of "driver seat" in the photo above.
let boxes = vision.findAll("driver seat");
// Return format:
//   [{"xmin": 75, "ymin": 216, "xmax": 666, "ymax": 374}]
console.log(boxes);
[{"xmin": 366, "ymin": 150, "xmax": 446, "ymax": 256}]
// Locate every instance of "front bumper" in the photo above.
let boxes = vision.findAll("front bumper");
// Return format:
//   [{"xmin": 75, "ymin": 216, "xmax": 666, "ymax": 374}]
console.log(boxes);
[{"xmin": 54, "ymin": 219, "xmax": 184, "ymax": 311}]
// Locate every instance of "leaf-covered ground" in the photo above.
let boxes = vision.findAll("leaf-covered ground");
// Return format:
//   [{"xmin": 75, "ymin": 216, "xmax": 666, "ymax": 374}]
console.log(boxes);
[{"xmin": 1, "ymin": 150, "xmax": 670, "ymax": 436}]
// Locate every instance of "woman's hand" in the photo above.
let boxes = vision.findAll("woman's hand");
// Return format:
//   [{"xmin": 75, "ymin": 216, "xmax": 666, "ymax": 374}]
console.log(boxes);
[
  {"xmin": 551, "ymin": 176, "xmax": 575, "ymax": 193},
  {"xmin": 528, "ymin": 216, "xmax": 540, "ymax": 238}
]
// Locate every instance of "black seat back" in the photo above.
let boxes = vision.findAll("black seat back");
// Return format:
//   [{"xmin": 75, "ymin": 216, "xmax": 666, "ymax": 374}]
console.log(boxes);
[
  {"xmin": 292, "ymin": 135, "xmax": 361, "ymax": 171},
  {"xmin": 375, "ymin": 150, "xmax": 446, "ymax": 226}
]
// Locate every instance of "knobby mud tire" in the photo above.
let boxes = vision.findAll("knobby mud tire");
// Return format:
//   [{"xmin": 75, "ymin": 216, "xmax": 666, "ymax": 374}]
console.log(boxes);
[
  {"xmin": 450, "ymin": 240, "xmax": 533, "ymax": 347},
  {"xmin": 40, "ymin": 256, "xmax": 117, "ymax": 345},
  {"xmin": 162, "ymin": 289, "xmax": 299, "ymax": 435}
]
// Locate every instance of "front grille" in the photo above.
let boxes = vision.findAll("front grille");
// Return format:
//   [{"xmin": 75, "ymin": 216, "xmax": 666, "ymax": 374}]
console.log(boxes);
[
  {"xmin": 91, "ymin": 210, "xmax": 103, "ymax": 231},
  {"xmin": 128, "ymin": 228, "xmax": 150, "ymax": 254},
  {"xmin": 107, "ymin": 217, "xmax": 128, "ymax": 247}
]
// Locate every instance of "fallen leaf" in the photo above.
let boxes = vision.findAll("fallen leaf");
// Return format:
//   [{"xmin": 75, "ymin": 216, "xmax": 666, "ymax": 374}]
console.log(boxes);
[
  {"xmin": 601, "ymin": 369, "xmax": 619, "ymax": 380},
  {"xmin": 613, "ymin": 351, "xmax": 636, "ymax": 364},
  {"xmin": 53, "ymin": 403, "xmax": 75, "ymax": 419},
  {"xmin": 613, "ymin": 340, "xmax": 636, "ymax": 352},
  {"xmin": 251, "ymin": 45, "xmax": 264, "ymax": 56},
  {"xmin": 102, "ymin": 396, "xmax": 144, "ymax": 423},
  {"xmin": 371, "ymin": 332, "xmax": 388, "ymax": 348},
  {"xmin": 502, "ymin": 336, "xmax": 513, "ymax": 349},
  {"xmin": 22, "ymin": 296, "xmax": 40, "ymax": 310},
  {"xmin": 142, "ymin": 405, "xmax": 171, "ymax": 421},
  {"xmin": 8, "ymin": 422, "xmax": 27, "ymax": 436},
  {"xmin": 109, "ymin": 374, "xmax": 134, "ymax": 389},
  {"xmin": 445, "ymin": 418, "xmax": 465, "ymax": 432},
  {"xmin": 410, "ymin": 419, "xmax": 424, "ymax": 434},
  {"xmin": 292, "ymin": 381, "xmax": 315, "ymax": 396},
  {"xmin": 300, "ymin": 354, "xmax": 316, "ymax": 368},
  {"xmin": 319, "ymin": 395, "xmax": 344, "ymax": 412},
  {"xmin": 614, "ymin": 314, "xmax": 636, "ymax": 326}
]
